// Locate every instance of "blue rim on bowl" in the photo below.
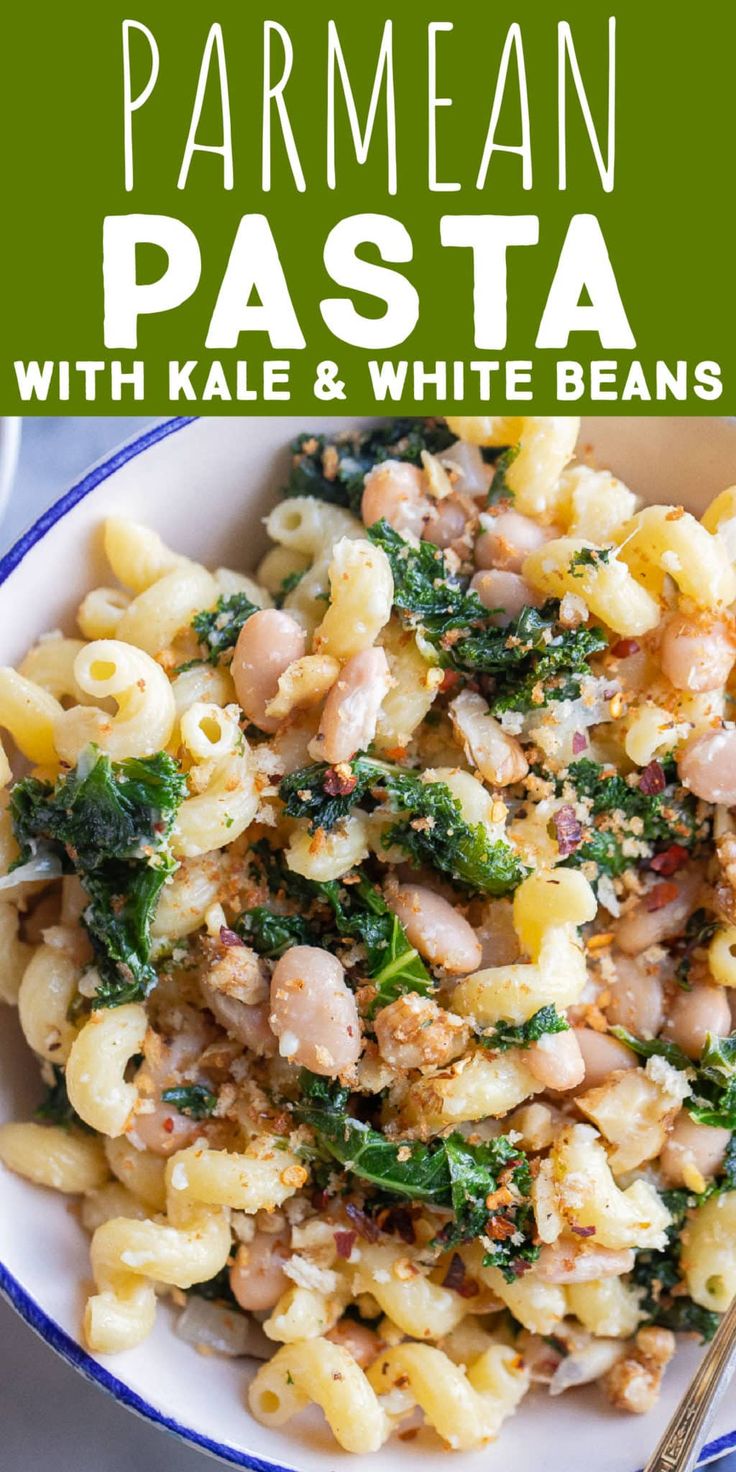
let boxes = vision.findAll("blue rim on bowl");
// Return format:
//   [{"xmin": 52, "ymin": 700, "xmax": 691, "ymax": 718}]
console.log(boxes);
[{"xmin": 0, "ymin": 415, "xmax": 734, "ymax": 1472}]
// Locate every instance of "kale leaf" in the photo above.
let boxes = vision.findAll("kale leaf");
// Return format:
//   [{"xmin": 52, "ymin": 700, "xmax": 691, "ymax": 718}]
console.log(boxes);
[
  {"xmin": 612, "ymin": 1026, "xmax": 736, "ymax": 1131},
  {"xmin": 181, "ymin": 592, "xmax": 259, "ymax": 670},
  {"xmin": 478, "ymin": 1006, "xmax": 570, "ymax": 1053},
  {"xmin": 11, "ymin": 748, "xmax": 187, "ymax": 1008},
  {"xmin": 485, "ymin": 445, "xmax": 519, "ymax": 505},
  {"xmin": 367, "ymin": 521, "xmax": 606, "ymax": 711},
  {"xmin": 35, "ymin": 1065, "xmax": 90, "ymax": 1132},
  {"xmin": 631, "ymin": 1189, "xmax": 720, "ymax": 1342},
  {"xmin": 569, "ymin": 547, "xmax": 613, "ymax": 576},
  {"xmin": 547, "ymin": 758, "xmax": 707, "ymax": 879},
  {"xmin": 296, "ymin": 1072, "xmax": 538, "ymax": 1278},
  {"xmin": 187, "ymin": 1265, "xmax": 241, "ymax": 1309},
  {"xmin": 284, "ymin": 420, "xmax": 455, "ymax": 514},
  {"xmin": 242, "ymin": 846, "xmax": 432, "ymax": 1014},
  {"xmin": 161, "ymin": 1084, "xmax": 218, "ymax": 1119},
  {"xmin": 676, "ymin": 909, "xmax": 720, "ymax": 990},
  {"xmin": 279, "ymin": 757, "xmax": 526, "ymax": 895},
  {"xmin": 236, "ymin": 908, "xmax": 318, "ymax": 958}
]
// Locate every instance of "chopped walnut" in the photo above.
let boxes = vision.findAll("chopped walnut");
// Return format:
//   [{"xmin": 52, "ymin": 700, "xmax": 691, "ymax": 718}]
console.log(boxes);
[
  {"xmin": 601, "ymin": 1326, "xmax": 675, "ymax": 1414},
  {"xmin": 374, "ymin": 992, "xmax": 469, "ymax": 1071}
]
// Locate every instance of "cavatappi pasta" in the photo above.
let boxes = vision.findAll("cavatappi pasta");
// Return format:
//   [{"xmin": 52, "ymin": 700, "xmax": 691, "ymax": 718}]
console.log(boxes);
[{"xmin": 1, "ymin": 416, "xmax": 736, "ymax": 1453}]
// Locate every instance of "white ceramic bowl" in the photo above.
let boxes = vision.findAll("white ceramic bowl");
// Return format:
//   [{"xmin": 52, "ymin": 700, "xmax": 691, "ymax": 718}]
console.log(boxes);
[
  {"xmin": 1, "ymin": 415, "xmax": 736, "ymax": 1472},
  {"xmin": 0, "ymin": 418, "xmax": 21, "ymax": 524}
]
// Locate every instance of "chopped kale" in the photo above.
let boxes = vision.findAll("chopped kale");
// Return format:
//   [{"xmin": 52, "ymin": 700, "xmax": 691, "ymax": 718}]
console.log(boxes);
[
  {"xmin": 548, "ymin": 758, "xmax": 707, "ymax": 879},
  {"xmin": 631, "ymin": 1189, "xmax": 720, "ymax": 1342},
  {"xmin": 676, "ymin": 909, "xmax": 719, "ymax": 990},
  {"xmin": 160, "ymin": 1084, "xmax": 218, "ymax": 1119},
  {"xmin": 34, "ymin": 1065, "xmax": 90, "ymax": 1132},
  {"xmin": 296, "ymin": 1072, "xmax": 538, "ymax": 1278},
  {"xmin": 187, "ymin": 1265, "xmax": 241, "ymax": 1309},
  {"xmin": 11, "ymin": 748, "xmax": 187, "ymax": 1007},
  {"xmin": 367, "ymin": 521, "xmax": 606, "ymax": 712},
  {"xmin": 569, "ymin": 546, "xmax": 613, "ymax": 576},
  {"xmin": 274, "ymin": 568, "xmax": 305, "ymax": 605},
  {"xmin": 243, "ymin": 846, "xmax": 432, "ymax": 1014},
  {"xmin": 183, "ymin": 592, "xmax": 259, "ymax": 669},
  {"xmin": 612, "ymin": 1026, "xmax": 736, "ymax": 1131},
  {"xmin": 280, "ymin": 757, "xmax": 526, "ymax": 895},
  {"xmin": 485, "ymin": 445, "xmax": 519, "ymax": 505},
  {"xmin": 236, "ymin": 907, "xmax": 318, "ymax": 958},
  {"xmin": 478, "ymin": 1006, "xmax": 570, "ymax": 1053},
  {"xmin": 284, "ymin": 420, "xmax": 455, "ymax": 514}
]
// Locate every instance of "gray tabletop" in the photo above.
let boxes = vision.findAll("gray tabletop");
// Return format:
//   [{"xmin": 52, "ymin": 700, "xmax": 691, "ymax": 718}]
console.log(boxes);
[{"xmin": 0, "ymin": 418, "xmax": 734, "ymax": 1472}]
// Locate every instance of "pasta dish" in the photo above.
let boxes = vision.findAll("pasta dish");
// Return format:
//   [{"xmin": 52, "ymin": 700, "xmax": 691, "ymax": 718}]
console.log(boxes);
[{"xmin": 1, "ymin": 415, "xmax": 735, "ymax": 1453}]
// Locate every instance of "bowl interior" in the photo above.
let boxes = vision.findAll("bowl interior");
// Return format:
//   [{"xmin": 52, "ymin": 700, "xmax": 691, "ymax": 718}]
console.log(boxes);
[{"xmin": 1, "ymin": 415, "xmax": 736, "ymax": 1472}]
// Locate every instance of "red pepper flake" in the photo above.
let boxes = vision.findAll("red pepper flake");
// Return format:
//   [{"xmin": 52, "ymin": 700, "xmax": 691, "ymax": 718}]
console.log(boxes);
[
  {"xmin": 440, "ymin": 669, "xmax": 461, "ymax": 693},
  {"xmin": 570, "ymin": 1223, "xmax": 596, "ymax": 1238},
  {"xmin": 163, "ymin": 1116, "xmax": 175, "ymax": 1133},
  {"xmin": 646, "ymin": 880, "xmax": 679, "ymax": 912},
  {"xmin": 553, "ymin": 804, "xmax": 584, "ymax": 857},
  {"xmin": 639, "ymin": 760, "xmax": 666, "ymax": 795},
  {"xmin": 484, "ymin": 1216, "xmax": 518, "ymax": 1241},
  {"xmin": 323, "ymin": 766, "xmax": 358, "ymax": 798},
  {"xmin": 650, "ymin": 844, "xmax": 689, "ymax": 877},
  {"xmin": 374, "ymin": 1203, "xmax": 417, "ymax": 1245},
  {"xmin": 334, "ymin": 1230, "xmax": 357, "ymax": 1260},
  {"xmin": 345, "ymin": 1202, "xmax": 380, "ymax": 1242},
  {"xmin": 572, "ymin": 731, "xmax": 588, "ymax": 755},
  {"xmin": 610, "ymin": 638, "xmax": 640, "ymax": 659},
  {"xmin": 442, "ymin": 1253, "xmax": 479, "ymax": 1298}
]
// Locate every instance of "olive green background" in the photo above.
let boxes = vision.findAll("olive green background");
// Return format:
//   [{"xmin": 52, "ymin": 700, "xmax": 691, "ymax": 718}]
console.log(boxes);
[{"xmin": 0, "ymin": 1, "xmax": 733, "ymax": 413}]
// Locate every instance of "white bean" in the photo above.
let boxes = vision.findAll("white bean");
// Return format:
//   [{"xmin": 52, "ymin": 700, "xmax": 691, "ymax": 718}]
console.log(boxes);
[
  {"xmin": 231, "ymin": 610, "xmax": 306, "ymax": 733},
  {"xmin": 526, "ymin": 1029, "xmax": 585, "ymax": 1091},
  {"xmin": 475, "ymin": 511, "xmax": 557, "ymax": 573},
  {"xmin": 269, "ymin": 946, "xmax": 361, "ymax": 1076},
  {"xmin": 606, "ymin": 953, "xmax": 664, "ymax": 1039},
  {"xmin": 361, "ymin": 461, "xmax": 430, "ymax": 538},
  {"xmin": 373, "ymin": 993, "xmax": 468, "ymax": 1070},
  {"xmin": 679, "ymin": 729, "xmax": 736, "ymax": 806},
  {"xmin": 662, "ymin": 983, "xmax": 731, "ymax": 1060},
  {"xmin": 659, "ymin": 1114, "xmax": 731, "ymax": 1188},
  {"xmin": 390, "ymin": 883, "xmax": 481, "ymax": 974},
  {"xmin": 614, "ymin": 873, "xmax": 700, "ymax": 955},
  {"xmin": 422, "ymin": 496, "xmax": 470, "ymax": 549},
  {"xmin": 230, "ymin": 1233, "xmax": 290, "ymax": 1311},
  {"xmin": 202, "ymin": 987, "xmax": 276, "ymax": 1056},
  {"xmin": 326, "ymin": 1318, "xmax": 382, "ymax": 1368},
  {"xmin": 660, "ymin": 614, "xmax": 735, "ymax": 694},
  {"xmin": 470, "ymin": 569, "xmax": 542, "ymax": 626},
  {"xmin": 310, "ymin": 647, "xmax": 391, "ymax": 765},
  {"xmin": 535, "ymin": 1240, "xmax": 635, "ymax": 1284},
  {"xmin": 132, "ymin": 1101, "xmax": 201, "ymax": 1157},
  {"xmin": 448, "ymin": 689, "xmax": 528, "ymax": 786},
  {"xmin": 572, "ymin": 1027, "xmax": 638, "ymax": 1091}
]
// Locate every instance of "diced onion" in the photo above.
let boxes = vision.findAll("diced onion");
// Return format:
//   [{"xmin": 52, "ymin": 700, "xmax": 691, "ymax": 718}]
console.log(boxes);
[{"xmin": 175, "ymin": 1297, "xmax": 271, "ymax": 1359}]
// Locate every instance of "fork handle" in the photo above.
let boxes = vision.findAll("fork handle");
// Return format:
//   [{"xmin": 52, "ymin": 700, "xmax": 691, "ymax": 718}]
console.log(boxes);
[{"xmin": 644, "ymin": 1296, "xmax": 736, "ymax": 1472}]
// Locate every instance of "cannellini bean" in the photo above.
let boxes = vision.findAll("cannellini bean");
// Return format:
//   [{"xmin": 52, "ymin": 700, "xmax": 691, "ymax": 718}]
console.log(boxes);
[
  {"xmin": 326, "ymin": 1318, "xmax": 383, "ymax": 1369},
  {"xmin": 662, "ymin": 983, "xmax": 731, "ymax": 1060},
  {"xmin": 309, "ymin": 647, "xmax": 391, "ymax": 765},
  {"xmin": 526, "ymin": 1029, "xmax": 585, "ymax": 1091},
  {"xmin": 470, "ymin": 569, "xmax": 542, "ymax": 626},
  {"xmin": 659, "ymin": 1114, "xmax": 731, "ymax": 1189},
  {"xmin": 614, "ymin": 873, "xmax": 701, "ymax": 955},
  {"xmin": 231, "ymin": 610, "xmax": 306, "ymax": 733},
  {"xmin": 230, "ymin": 1233, "xmax": 290, "ymax": 1311},
  {"xmin": 374, "ymin": 993, "xmax": 469, "ymax": 1070},
  {"xmin": 535, "ymin": 1239, "xmax": 635, "ymax": 1284},
  {"xmin": 422, "ymin": 496, "xmax": 470, "ymax": 548},
  {"xmin": 361, "ymin": 461, "xmax": 430, "ymax": 538},
  {"xmin": 679, "ymin": 729, "xmax": 736, "ymax": 806},
  {"xmin": 390, "ymin": 883, "xmax": 481, "ymax": 974},
  {"xmin": 606, "ymin": 953, "xmax": 664, "ymax": 1040},
  {"xmin": 660, "ymin": 614, "xmax": 736, "ymax": 693},
  {"xmin": 269, "ymin": 946, "xmax": 361, "ymax": 1076},
  {"xmin": 572, "ymin": 1028, "xmax": 638, "ymax": 1091},
  {"xmin": 202, "ymin": 987, "xmax": 276, "ymax": 1056},
  {"xmin": 448, "ymin": 689, "xmax": 528, "ymax": 786},
  {"xmin": 131, "ymin": 1101, "xmax": 201, "ymax": 1157},
  {"xmin": 475, "ymin": 511, "xmax": 557, "ymax": 573}
]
